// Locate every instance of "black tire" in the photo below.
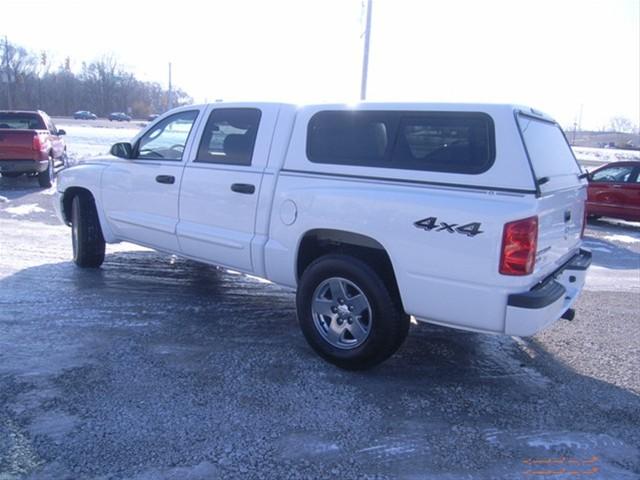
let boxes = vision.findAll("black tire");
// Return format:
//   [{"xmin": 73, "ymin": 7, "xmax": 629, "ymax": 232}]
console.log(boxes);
[
  {"xmin": 58, "ymin": 150, "xmax": 68, "ymax": 170},
  {"xmin": 71, "ymin": 192, "xmax": 105, "ymax": 268},
  {"xmin": 37, "ymin": 157, "xmax": 53, "ymax": 188},
  {"xmin": 296, "ymin": 254, "xmax": 409, "ymax": 370}
]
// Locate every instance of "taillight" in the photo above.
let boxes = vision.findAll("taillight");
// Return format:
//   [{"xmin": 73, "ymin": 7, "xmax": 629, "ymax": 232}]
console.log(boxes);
[
  {"xmin": 581, "ymin": 205, "xmax": 587, "ymax": 239},
  {"xmin": 499, "ymin": 216, "xmax": 538, "ymax": 276},
  {"xmin": 32, "ymin": 134, "xmax": 42, "ymax": 151}
]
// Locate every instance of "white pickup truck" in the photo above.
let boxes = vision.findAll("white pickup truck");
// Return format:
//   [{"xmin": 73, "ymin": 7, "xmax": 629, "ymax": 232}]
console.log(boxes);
[{"xmin": 55, "ymin": 102, "xmax": 591, "ymax": 369}]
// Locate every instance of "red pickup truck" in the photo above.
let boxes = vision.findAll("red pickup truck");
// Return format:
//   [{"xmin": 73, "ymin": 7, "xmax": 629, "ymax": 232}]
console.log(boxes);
[{"xmin": 0, "ymin": 110, "xmax": 67, "ymax": 187}]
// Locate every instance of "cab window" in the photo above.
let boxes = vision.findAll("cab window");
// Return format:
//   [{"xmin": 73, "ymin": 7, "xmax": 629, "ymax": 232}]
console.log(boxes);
[{"xmin": 135, "ymin": 110, "xmax": 199, "ymax": 161}]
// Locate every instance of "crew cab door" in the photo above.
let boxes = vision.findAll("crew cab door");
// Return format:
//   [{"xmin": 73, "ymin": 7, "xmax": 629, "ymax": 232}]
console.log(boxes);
[
  {"xmin": 101, "ymin": 109, "xmax": 201, "ymax": 252},
  {"xmin": 177, "ymin": 105, "xmax": 278, "ymax": 273}
]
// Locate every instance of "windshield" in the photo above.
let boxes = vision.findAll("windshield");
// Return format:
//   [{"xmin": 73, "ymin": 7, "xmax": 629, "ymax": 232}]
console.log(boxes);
[{"xmin": 0, "ymin": 112, "xmax": 46, "ymax": 130}]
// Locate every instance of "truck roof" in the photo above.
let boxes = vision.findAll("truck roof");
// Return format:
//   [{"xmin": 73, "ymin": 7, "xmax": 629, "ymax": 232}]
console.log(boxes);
[{"xmin": 185, "ymin": 102, "xmax": 556, "ymax": 123}]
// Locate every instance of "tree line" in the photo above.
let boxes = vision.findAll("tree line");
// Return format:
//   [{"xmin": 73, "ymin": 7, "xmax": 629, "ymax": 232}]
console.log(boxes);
[{"xmin": 0, "ymin": 37, "xmax": 192, "ymax": 118}]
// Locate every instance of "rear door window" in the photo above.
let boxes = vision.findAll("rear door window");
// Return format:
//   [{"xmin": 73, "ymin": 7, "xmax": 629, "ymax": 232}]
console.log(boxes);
[{"xmin": 195, "ymin": 108, "xmax": 262, "ymax": 166}]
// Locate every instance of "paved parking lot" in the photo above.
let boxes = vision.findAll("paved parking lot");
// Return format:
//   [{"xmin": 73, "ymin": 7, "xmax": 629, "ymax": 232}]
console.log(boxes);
[{"xmin": 1, "ymin": 172, "xmax": 639, "ymax": 479}]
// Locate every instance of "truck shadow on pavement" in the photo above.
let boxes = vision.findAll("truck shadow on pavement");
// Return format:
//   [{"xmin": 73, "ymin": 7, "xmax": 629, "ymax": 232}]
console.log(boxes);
[
  {"xmin": 0, "ymin": 175, "xmax": 52, "ymax": 201},
  {"xmin": 0, "ymin": 251, "xmax": 639, "ymax": 479},
  {"xmin": 583, "ymin": 234, "xmax": 640, "ymax": 269}
]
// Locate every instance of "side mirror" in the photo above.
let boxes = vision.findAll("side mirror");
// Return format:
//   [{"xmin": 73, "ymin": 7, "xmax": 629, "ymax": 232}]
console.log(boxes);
[
  {"xmin": 110, "ymin": 142, "xmax": 133, "ymax": 159},
  {"xmin": 57, "ymin": 129, "xmax": 66, "ymax": 136}
]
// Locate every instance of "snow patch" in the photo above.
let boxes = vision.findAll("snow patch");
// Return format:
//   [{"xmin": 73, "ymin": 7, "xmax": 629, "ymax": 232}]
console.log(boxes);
[
  {"xmin": 41, "ymin": 185, "xmax": 58, "ymax": 195},
  {"xmin": 603, "ymin": 234, "xmax": 640, "ymax": 244},
  {"xmin": 0, "ymin": 195, "xmax": 8, "ymax": 203},
  {"xmin": 4, "ymin": 204, "xmax": 45, "ymax": 216}
]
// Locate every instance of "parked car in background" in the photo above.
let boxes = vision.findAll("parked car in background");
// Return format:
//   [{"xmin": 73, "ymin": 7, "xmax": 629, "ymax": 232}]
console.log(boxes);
[
  {"xmin": 586, "ymin": 161, "xmax": 640, "ymax": 222},
  {"xmin": 147, "ymin": 114, "xmax": 159, "ymax": 121},
  {"xmin": 73, "ymin": 110, "xmax": 97, "ymax": 120},
  {"xmin": 0, "ymin": 110, "xmax": 67, "ymax": 187},
  {"xmin": 108, "ymin": 112, "xmax": 131, "ymax": 122}
]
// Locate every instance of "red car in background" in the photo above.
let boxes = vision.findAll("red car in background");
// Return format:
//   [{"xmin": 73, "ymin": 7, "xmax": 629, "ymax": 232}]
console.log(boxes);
[
  {"xmin": 586, "ymin": 161, "xmax": 640, "ymax": 222},
  {"xmin": 0, "ymin": 110, "xmax": 67, "ymax": 188}
]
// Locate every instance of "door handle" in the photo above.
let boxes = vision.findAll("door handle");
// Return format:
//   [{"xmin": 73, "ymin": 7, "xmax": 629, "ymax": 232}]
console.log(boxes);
[
  {"xmin": 156, "ymin": 175, "xmax": 175, "ymax": 184},
  {"xmin": 231, "ymin": 183, "xmax": 255, "ymax": 194}
]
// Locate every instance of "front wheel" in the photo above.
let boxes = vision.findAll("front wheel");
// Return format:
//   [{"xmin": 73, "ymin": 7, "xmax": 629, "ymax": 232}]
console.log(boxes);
[
  {"xmin": 296, "ymin": 254, "xmax": 409, "ymax": 370},
  {"xmin": 71, "ymin": 192, "xmax": 105, "ymax": 268}
]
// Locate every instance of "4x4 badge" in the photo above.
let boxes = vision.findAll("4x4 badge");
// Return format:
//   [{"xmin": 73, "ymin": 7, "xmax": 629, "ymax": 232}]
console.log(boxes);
[{"xmin": 414, "ymin": 217, "xmax": 483, "ymax": 237}]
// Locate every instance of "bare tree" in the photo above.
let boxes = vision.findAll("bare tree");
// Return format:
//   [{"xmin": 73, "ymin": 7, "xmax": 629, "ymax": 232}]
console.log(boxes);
[
  {"xmin": 0, "ymin": 38, "xmax": 192, "ymax": 116},
  {"xmin": 609, "ymin": 116, "xmax": 637, "ymax": 133}
]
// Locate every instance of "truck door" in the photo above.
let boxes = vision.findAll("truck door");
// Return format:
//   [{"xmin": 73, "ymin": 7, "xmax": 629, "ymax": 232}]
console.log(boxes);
[
  {"xmin": 587, "ymin": 164, "xmax": 637, "ymax": 219},
  {"xmin": 101, "ymin": 109, "xmax": 201, "ymax": 252},
  {"xmin": 177, "ymin": 105, "xmax": 278, "ymax": 273}
]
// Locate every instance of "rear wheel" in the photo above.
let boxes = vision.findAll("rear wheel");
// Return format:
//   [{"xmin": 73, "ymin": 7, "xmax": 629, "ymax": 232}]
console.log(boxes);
[
  {"xmin": 71, "ymin": 192, "xmax": 105, "ymax": 268},
  {"xmin": 37, "ymin": 157, "xmax": 53, "ymax": 188},
  {"xmin": 296, "ymin": 254, "xmax": 409, "ymax": 370}
]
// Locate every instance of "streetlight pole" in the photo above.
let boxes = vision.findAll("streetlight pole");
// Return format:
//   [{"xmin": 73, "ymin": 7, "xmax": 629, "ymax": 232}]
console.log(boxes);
[{"xmin": 360, "ymin": 0, "xmax": 372, "ymax": 101}]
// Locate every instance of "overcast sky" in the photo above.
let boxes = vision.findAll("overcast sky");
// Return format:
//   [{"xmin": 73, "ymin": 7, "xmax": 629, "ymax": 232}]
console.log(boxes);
[{"xmin": 1, "ymin": 0, "xmax": 638, "ymax": 129}]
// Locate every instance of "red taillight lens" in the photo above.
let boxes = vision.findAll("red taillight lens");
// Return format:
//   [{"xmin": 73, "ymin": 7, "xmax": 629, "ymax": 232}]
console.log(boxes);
[
  {"xmin": 32, "ymin": 134, "xmax": 42, "ymax": 151},
  {"xmin": 581, "ymin": 205, "xmax": 587, "ymax": 239},
  {"xmin": 499, "ymin": 216, "xmax": 538, "ymax": 275}
]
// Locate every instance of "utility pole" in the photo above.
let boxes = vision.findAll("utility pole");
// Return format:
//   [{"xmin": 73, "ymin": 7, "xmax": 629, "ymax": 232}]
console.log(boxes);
[
  {"xmin": 360, "ymin": 0, "xmax": 373, "ymax": 101},
  {"xmin": 578, "ymin": 104, "xmax": 583, "ymax": 131},
  {"xmin": 167, "ymin": 62, "xmax": 173, "ymax": 111}
]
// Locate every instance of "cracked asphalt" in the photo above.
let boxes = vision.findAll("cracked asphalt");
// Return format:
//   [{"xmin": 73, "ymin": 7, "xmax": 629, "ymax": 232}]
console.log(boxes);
[{"xmin": 1, "ymin": 171, "xmax": 639, "ymax": 480}]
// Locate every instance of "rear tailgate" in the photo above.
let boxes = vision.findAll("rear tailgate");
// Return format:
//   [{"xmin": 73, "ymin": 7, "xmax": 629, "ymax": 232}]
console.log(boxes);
[
  {"xmin": 516, "ymin": 112, "xmax": 587, "ymax": 280},
  {"xmin": 0, "ymin": 129, "xmax": 39, "ymax": 160}
]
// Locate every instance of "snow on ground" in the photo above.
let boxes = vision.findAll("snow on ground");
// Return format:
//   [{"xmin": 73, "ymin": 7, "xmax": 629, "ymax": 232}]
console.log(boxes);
[
  {"xmin": 57, "ymin": 123, "xmax": 141, "ymax": 165},
  {"xmin": 4, "ymin": 203, "xmax": 46, "ymax": 216},
  {"xmin": 604, "ymin": 234, "xmax": 640, "ymax": 244},
  {"xmin": 573, "ymin": 146, "xmax": 640, "ymax": 168}
]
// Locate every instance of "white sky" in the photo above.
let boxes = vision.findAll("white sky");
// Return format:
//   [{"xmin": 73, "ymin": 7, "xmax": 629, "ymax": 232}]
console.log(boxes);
[{"xmin": 1, "ymin": 0, "xmax": 638, "ymax": 130}]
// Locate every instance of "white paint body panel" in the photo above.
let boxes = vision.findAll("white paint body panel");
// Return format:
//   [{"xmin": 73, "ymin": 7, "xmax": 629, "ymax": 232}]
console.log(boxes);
[{"xmin": 55, "ymin": 101, "xmax": 589, "ymax": 337}]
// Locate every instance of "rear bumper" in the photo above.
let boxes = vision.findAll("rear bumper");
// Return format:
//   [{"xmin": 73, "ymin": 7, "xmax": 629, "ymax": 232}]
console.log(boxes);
[
  {"xmin": 0, "ymin": 159, "xmax": 49, "ymax": 174},
  {"xmin": 504, "ymin": 249, "xmax": 592, "ymax": 336}
]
